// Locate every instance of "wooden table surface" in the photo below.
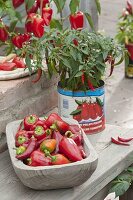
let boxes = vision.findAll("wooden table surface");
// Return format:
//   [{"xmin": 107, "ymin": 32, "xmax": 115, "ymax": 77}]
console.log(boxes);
[{"xmin": 1, "ymin": 124, "xmax": 133, "ymax": 200}]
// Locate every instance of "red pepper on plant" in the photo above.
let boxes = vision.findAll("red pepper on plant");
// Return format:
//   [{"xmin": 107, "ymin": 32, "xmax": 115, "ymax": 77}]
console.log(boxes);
[
  {"xmin": 32, "ymin": 68, "xmax": 42, "ymax": 83},
  {"xmin": 69, "ymin": 11, "xmax": 84, "ymax": 30},
  {"xmin": 51, "ymin": 154, "xmax": 70, "ymax": 165},
  {"xmin": 12, "ymin": 33, "xmax": 30, "ymax": 48},
  {"xmin": 25, "ymin": 13, "xmax": 36, "ymax": 33},
  {"xmin": 16, "ymin": 137, "xmax": 36, "ymax": 160},
  {"xmin": 42, "ymin": 7, "xmax": 53, "ymax": 26},
  {"xmin": 0, "ymin": 23, "xmax": 8, "ymax": 42},
  {"xmin": 32, "ymin": 14, "xmax": 45, "ymax": 38},
  {"xmin": 37, "ymin": 0, "xmax": 49, "ymax": 8},
  {"xmin": 59, "ymin": 137, "xmax": 83, "ymax": 162},
  {"xmin": 24, "ymin": 114, "xmax": 39, "ymax": 131},
  {"xmin": 12, "ymin": 0, "xmax": 24, "ymax": 8},
  {"xmin": 126, "ymin": 0, "xmax": 133, "ymax": 14},
  {"xmin": 88, "ymin": 79, "xmax": 94, "ymax": 91},
  {"xmin": 26, "ymin": 0, "xmax": 38, "ymax": 14},
  {"xmin": 28, "ymin": 150, "xmax": 52, "ymax": 166}
]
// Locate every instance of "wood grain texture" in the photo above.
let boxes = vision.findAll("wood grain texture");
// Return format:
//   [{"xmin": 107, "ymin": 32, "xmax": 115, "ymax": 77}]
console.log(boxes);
[
  {"xmin": 1, "ymin": 124, "xmax": 133, "ymax": 200},
  {"xmin": 6, "ymin": 118, "xmax": 98, "ymax": 190}
]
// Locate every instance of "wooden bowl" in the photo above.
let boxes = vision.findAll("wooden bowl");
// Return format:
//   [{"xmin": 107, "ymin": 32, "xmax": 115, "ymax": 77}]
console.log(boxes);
[{"xmin": 6, "ymin": 118, "xmax": 98, "ymax": 190}]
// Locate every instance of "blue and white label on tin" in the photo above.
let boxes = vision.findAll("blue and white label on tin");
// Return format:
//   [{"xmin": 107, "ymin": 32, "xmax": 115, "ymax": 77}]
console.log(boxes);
[{"xmin": 58, "ymin": 85, "xmax": 105, "ymax": 134}]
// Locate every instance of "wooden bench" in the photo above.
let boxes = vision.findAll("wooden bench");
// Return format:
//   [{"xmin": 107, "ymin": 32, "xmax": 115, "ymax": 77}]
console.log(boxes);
[{"xmin": 0, "ymin": 124, "xmax": 133, "ymax": 200}]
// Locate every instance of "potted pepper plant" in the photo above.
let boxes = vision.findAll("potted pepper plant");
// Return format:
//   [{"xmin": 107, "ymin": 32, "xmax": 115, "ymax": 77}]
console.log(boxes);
[
  {"xmin": 116, "ymin": 0, "xmax": 133, "ymax": 78},
  {"xmin": 0, "ymin": 0, "xmax": 124, "ymax": 134}
]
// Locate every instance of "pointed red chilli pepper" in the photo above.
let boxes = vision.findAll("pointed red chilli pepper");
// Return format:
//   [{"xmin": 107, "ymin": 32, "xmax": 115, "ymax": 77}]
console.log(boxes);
[
  {"xmin": 12, "ymin": 0, "xmax": 24, "ymax": 8},
  {"xmin": 32, "ymin": 14, "xmax": 45, "ymax": 38},
  {"xmin": 24, "ymin": 114, "xmax": 39, "ymax": 131},
  {"xmin": 59, "ymin": 137, "xmax": 83, "ymax": 162},
  {"xmin": 111, "ymin": 137, "xmax": 130, "ymax": 146},
  {"xmin": 28, "ymin": 150, "xmax": 52, "ymax": 166},
  {"xmin": 88, "ymin": 79, "xmax": 94, "ymax": 91},
  {"xmin": 69, "ymin": 11, "xmax": 84, "ymax": 30},
  {"xmin": 118, "ymin": 136, "xmax": 133, "ymax": 142},
  {"xmin": 42, "ymin": 7, "xmax": 53, "ymax": 26},
  {"xmin": 32, "ymin": 68, "xmax": 42, "ymax": 83},
  {"xmin": 16, "ymin": 137, "xmax": 36, "ymax": 160}
]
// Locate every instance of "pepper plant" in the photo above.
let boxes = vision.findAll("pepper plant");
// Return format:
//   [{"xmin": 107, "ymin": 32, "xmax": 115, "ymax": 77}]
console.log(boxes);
[{"xmin": 116, "ymin": 0, "xmax": 133, "ymax": 44}]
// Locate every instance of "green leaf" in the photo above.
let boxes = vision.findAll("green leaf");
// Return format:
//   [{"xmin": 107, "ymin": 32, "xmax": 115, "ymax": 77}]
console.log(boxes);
[
  {"xmin": 9, "ymin": 20, "xmax": 18, "ymax": 32},
  {"xmin": 70, "ymin": 109, "xmax": 82, "ymax": 116},
  {"xmin": 95, "ymin": 0, "xmax": 101, "ymax": 14},
  {"xmin": 50, "ymin": 19, "xmax": 63, "ymax": 30},
  {"xmin": 109, "ymin": 181, "xmax": 130, "ymax": 197},
  {"xmin": 53, "ymin": 0, "xmax": 66, "ymax": 13},
  {"xmin": 75, "ymin": 99, "xmax": 82, "ymax": 105},
  {"xmin": 74, "ymin": 71, "xmax": 83, "ymax": 77},
  {"xmin": 25, "ymin": 0, "xmax": 35, "ymax": 10},
  {"xmin": 117, "ymin": 174, "xmax": 132, "ymax": 183},
  {"xmin": 69, "ymin": 0, "xmax": 80, "ymax": 14},
  {"xmin": 127, "ymin": 167, "xmax": 133, "ymax": 173},
  {"xmin": 84, "ymin": 13, "xmax": 94, "ymax": 30},
  {"xmin": 114, "ymin": 55, "xmax": 124, "ymax": 66}
]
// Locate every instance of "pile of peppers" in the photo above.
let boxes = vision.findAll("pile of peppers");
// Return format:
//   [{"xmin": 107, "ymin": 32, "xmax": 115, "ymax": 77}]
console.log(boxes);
[{"xmin": 15, "ymin": 113, "xmax": 87, "ymax": 167}]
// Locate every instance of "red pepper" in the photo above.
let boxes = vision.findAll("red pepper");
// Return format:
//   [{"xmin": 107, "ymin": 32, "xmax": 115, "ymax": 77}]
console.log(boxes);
[
  {"xmin": 16, "ymin": 137, "xmax": 36, "ymax": 160},
  {"xmin": 16, "ymin": 145, "xmax": 26, "ymax": 155},
  {"xmin": 28, "ymin": 150, "xmax": 52, "ymax": 166},
  {"xmin": 126, "ymin": 0, "xmax": 133, "ymax": 14},
  {"xmin": 37, "ymin": 0, "xmax": 49, "ymax": 8},
  {"xmin": 109, "ymin": 59, "xmax": 115, "ymax": 77},
  {"xmin": 81, "ymin": 73, "xmax": 85, "ymax": 84},
  {"xmin": 30, "ymin": 119, "xmax": 47, "ymax": 130},
  {"xmin": 40, "ymin": 139, "xmax": 56, "ymax": 153},
  {"xmin": 65, "ymin": 130, "xmax": 83, "ymax": 146},
  {"xmin": 42, "ymin": 7, "xmax": 53, "ymax": 26},
  {"xmin": 45, "ymin": 113, "xmax": 62, "ymax": 127},
  {"xmin": 73, "ymin": 39, "xmax": 78, "ymax": 46},
  {"xmin": 0, "ymin": 62, "xmax": 16, "ymax": 71},
  {"xmin": 52, "ymin": 130, "xmax": 63, "ymax": 153},
  {"xmin": 12, "ymin": 33, "xmax": 30, "ymax": 48},
  {"xmin": 12, "ymin": 0, "xmax": 24, "ymax": 8},
  {"xmin": 15, "ymin": 130, "xmax": 29, "ymax": 147},
  {"xmin": 32, "ymin": 68, "xmax": 42, "ymax": 83},
  {"xmin": 26, "ymin": 0, "xmax": 38, "ymax": 14},
  {"xmin": 118, "ymin": 136, "xmax": 133, "ymax": 142},
  {"xmin": 0, "ymin": 24, "xmax": 8, "ymax": 42},
  {"xmin": 69, "ymin": 11, "xmax": 84, "ymax": 30},
  {"xmin": 51, "ymin": 154, "xmax": 70, "ymax": 165},
  {"xmin": 36, "ymin": 134, "xmax": 51, "ymax": 148},
  {"xmin": 88, "ymin": 79, "xmax": 94, "ymax": 91},
  {"xmin": 12, "ymin": 56, "xmax": 26, "ymax": 68},
  {"xmin": 34, "ymin": 126, "xmax": 52, "ymax": 141},
  {"xmin": 111, "ymin": 137, "xmax": 130, "ymax": 146},
  {"xmin": 32, "ymin": 14, "xmax": 45, "ymax": 38},
  {"xmin": 59, "ymin": 137, "xmax": 83, "ymax": 162},
  {"xmin": 24, "ymin": 114, "xmax": 39, "ymax": 131},
  {"xmin": 25, "ymin": 13, "xmax": 36, "ymax": 33},
  {"xmin": 69, "ymin": 124, "xmax": 81, "ymax": 134}
]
